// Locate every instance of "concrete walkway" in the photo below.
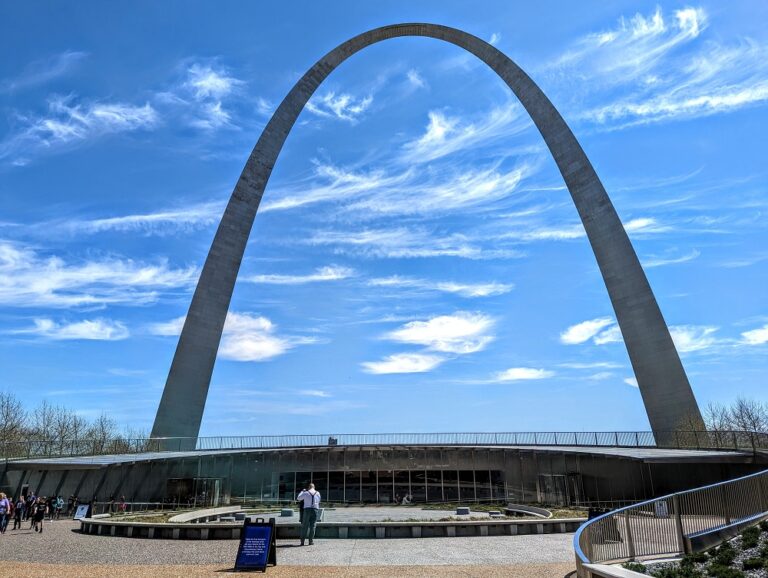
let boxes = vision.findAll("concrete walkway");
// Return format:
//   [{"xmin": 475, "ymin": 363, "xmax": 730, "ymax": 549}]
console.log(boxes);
[{"xmin": 0, "ymin": 520, "xmax": 577, "ymax": 577}]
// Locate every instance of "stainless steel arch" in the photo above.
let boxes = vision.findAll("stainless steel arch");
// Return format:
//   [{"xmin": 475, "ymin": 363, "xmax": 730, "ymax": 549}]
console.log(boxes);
[{"xmin": 151, "ymin": 23, "xmax": 703, "ymax": 446}]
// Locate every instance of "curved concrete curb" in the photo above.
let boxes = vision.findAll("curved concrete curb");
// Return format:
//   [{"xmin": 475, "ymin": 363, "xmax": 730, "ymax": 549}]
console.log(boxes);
[
  {"xmin": 505, "ymin": 504, "xmax": 553, "ymax": 518},
  {"xmin": 167, "ymin": 505, "xmax": 245, "ymax": 523},
  {"xmin": 80, "ymin": 516, "xmax": 586, "ymax": 540}
]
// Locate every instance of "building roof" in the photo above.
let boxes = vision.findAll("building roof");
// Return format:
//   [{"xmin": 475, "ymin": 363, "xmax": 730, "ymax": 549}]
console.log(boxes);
[{"xmin": 6, "ymin": 444, "xmax": 762, "ymax": 470}]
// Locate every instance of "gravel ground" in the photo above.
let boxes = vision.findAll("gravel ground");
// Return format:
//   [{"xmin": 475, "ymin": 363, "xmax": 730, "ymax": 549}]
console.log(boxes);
[{"xmin": 0, "ymin": 520, "xmax": 577, "ymax": 577}]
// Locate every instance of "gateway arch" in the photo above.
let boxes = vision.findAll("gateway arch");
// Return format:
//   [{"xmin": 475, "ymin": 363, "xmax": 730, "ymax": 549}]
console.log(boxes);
[{"xmin": 151, "ymin": 23, "xmax": 703, "ymax": 446}]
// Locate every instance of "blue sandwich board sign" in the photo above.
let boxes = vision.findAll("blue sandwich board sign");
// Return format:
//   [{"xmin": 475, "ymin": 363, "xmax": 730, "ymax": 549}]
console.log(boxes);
[{"xmin": 235, "ymin": 517, "xmax": 277, "ymax": 572}]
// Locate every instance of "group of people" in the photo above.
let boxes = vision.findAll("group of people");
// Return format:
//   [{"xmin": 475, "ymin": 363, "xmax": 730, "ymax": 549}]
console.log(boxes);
[{"xmin": 0, "ymin": 492, "xmax": 82, "ymax": 535}]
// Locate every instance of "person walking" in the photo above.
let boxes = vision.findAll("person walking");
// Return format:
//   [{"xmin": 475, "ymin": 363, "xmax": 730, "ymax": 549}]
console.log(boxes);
[
  {"xmin": 24, "ymin": 492, "xmax": 36, "ymax": 521},
  {"xmin": 32, "ymin": 497, "xmax": 47, "ymax": 533},
  {"xmin": 12, "ymin": 496, "xmax": 24, "ymax": 530},
  {"xmin": 0, "ymin": 493, "xmax": 10, "ymax": 534},
  {"xmin": 296, "ymin": 483, "xmax": 321, "ymax": 546}
]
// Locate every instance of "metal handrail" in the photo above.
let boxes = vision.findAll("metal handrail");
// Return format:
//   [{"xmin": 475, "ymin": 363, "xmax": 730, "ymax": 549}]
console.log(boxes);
[
  {"xmin": 574, "ymin": 467, "xmax": 768, "ymax": 577},
  {"xmin": 1, "ymin": 430, "xmax": 767, "ymax": 460}
]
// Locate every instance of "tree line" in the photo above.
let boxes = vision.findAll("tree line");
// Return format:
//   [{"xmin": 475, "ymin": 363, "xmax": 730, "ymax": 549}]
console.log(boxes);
[{"xmin": 0, "ymin": 392, "xmax": 148, "ymax": 456}]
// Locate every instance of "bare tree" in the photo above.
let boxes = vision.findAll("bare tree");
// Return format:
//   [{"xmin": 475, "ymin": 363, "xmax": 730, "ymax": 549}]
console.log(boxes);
[
  {"xmin": 0, "ymin": 392, "xmax": 26, "ymax": 447},
  {"xmin": 730, "ymin": 397, "xmax": 768, "ymax": 432}
]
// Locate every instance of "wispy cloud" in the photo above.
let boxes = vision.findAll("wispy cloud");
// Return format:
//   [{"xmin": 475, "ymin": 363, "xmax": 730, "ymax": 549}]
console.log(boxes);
[
  {"xmin": 400, "ymin": 105, "xmax": 529, "ymax": 164},
  {"xmin": 361, "ymin": 352, "xmax": 444, "ymax": 374},
  {"xmin": 245, "ymin": 265, "xmax": 354, "ymax": 285},
  {"xmin": 368, "ymin": 276, "xmax": 512, "ymax": 298},
  {"xmin": 643, "ymin": 249, "xmax": 700, "ymax": 268},
  {"xmin": 12, "ymin": 318, "xmax": 129, "ymax": 340},
  {"xmin": 557, "ymin": 6, "xmax": 768, "ymax": 127},
  {"xmin": 150, "ymin": 312, "xmax": 316, "ymax": 362},
  {"xmin": 307, "ymin": 227, "xmax": 521, "ymax": 260},
  {"xmin": 264, "ymin": 159, "xmax": 531, "ymax": 218},
  {"xmin": 306, "ymin": 91, "xmax": 372, "ymax": 122},
  {"xmin": 556, "ymin": 7, "xmax": 706, "ymax": 79},
  {"xmin": 1, "ymin": 95, "xmax": 158, "ymax": 165},
  {"xmin": 0, "ymin": 241, "xmax": 196, "ymax": 308},
  {"xmin": 1, "ymin": 50, "xmax": 87, "ymax": 92},
  {"xmin": 62, "ymin": 201, "xmax": 224, "ymax": 235}
]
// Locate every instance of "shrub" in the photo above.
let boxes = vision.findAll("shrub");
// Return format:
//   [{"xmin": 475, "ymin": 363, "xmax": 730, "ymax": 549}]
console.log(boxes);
[
  {"xmin": 650, "ymin": 566, "xmax": 703, "ymax": 578},
  {"xmin": 707, "ymin": 565, "xmax": 744, "ymax": 578},
  {"xmin": 684, "ymin": 552, "xmax": 708, "ymax": 564},
  {"xmin": 741, "ymin": 526, "xmax": 760, "ymax": 549},
  {"xmin": 623, "ymin": 561, "xmax": 647, "ymax": 573},
  {"xmin": 759, "ymin": 543, "xmax": 768, "ymax": 559},
  {"xmin": 759, "ymin": 520, "xmax": 768, "ymax": 533},
  {"xmin": 712, "ymin": 543, "xmax": 737, "ymax": 566},
  {"xmin": 742, "ymin": 557, "xmax": 765, "ymax": 571}
]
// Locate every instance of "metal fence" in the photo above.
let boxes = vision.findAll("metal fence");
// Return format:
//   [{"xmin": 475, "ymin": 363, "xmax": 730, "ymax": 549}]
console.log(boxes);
[
  {"xmin": 574, "ymin": 468, "xmax": 768, "ymax": 577},
  {"xmin": 2, "ymin": 430, "xmax": 767, "ymax": 460}
]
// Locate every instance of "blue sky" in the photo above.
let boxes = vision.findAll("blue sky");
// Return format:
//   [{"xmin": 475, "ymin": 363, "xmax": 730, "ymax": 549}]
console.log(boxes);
[{"xmin": 1, "ymin": 1, "xmax": 767, "ymax": 437}]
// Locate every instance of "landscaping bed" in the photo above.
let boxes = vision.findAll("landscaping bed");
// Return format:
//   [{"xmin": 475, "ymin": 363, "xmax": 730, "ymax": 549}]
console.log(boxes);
[{"xmin": 623, "ymin": 520, "xmax": 768, "ymax": 577}]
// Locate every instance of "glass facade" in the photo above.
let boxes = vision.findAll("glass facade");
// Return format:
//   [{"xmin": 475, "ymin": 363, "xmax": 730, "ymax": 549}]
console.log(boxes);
[{"xmin": 13, "ymin": 444, "xmax": 743, "ymax": 509}]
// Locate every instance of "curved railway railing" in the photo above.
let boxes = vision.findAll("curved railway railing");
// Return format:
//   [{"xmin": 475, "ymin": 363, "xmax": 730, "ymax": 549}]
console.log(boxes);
[
  {"xmin": 2, "ymin": 430, "xmax": 767, "ymax": 461},
  {"xmin": 574, "ymin": 468, "xmax": 768, "ymax": 577}
]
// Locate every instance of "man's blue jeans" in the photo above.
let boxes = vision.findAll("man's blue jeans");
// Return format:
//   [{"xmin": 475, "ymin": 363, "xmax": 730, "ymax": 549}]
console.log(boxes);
[{"xmin": 301, "ymin": 508, "xmax": 318, "ymax": 542}]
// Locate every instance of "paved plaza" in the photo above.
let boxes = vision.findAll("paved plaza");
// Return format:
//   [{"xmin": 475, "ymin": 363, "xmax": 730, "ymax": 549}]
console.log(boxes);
[{"xmin": 0, "ymin": 519, "xmax": 577, "ymax": 577}]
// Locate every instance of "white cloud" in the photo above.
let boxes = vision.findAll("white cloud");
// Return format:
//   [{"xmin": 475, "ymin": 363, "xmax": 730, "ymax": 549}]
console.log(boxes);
[
  {"xmin": 624, "ymin": 377, "xmax": 639, "ymax": 388},
  {"xmin": 624, "ymin": 217, "xmax": 671, "ymax": 234},
  {"xmin": 185, "ymin": 63, "xmax": 242, "ymax": 100},
  {"xmin": 385, "ymin": 312, "xmax": 494, "ymax": 354},
  {"xmin": 493, "ymin": 367, "xmax": 554, "ymax": 381},
  {"xmin": 219, "ymin": 313, "xmax": 292, "ymax": 361},
  {"xmin": 563, "ymin": 316, "xmax": 721, "ymax": 353},
  {"xmin": 245, "ymin": 265, "xmax": 354, "ymax": 285},
  {"xmin": 489, "ymin": 33, "xmax": 502, "ymax": 46},
  {"xmin": 361, "ymin": 353, "xmax": 444, "ymax": 374},
  {"xmin": 190, "ymin": 101, "xmax": 233, "ymax": 130},
  {"xmin": 560, "ymin": 317, "xmax": 615, "ymax": 345},
  {"xmin": 670, "ymin": 325, "xmax": 719, "ymax": 352},
  {"xmin": 148, "ymin": 316, "xmax": 186, "ymax": 336},
  {"xmin": 593, "ymin": 325, "xmax": 623, "ymax": 345},
  {"xmin": 368, "ymin": 276, "xmax": 512, "ymax": 298},
  {"xmin": 0, "ymin": 95, "xmax": 158, "ymax": 164},
  {"xmin": 406, "ymin": 69, "xmax": 426, "ymax": 89},
  {"xmin": 0, "ymin": 241, "xmax": 197, "ymax": 308},
  {"xmin": 14, "ymin": 318, "xmax": 129, "ymax": 341},
  {"xmin": 149, "ymin": 312, "xmax": 315, "ymax": 362},
  {"xmin": 306, "ymin": 91, "xmax": 372, "ymax": 122},
  {"xmin": 180, "ymin": 63, "xmax": 243, "ymax": 131},
  {"xmin": 741, "ymin": 325, "xmax": 768, "ymax": 345}
]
